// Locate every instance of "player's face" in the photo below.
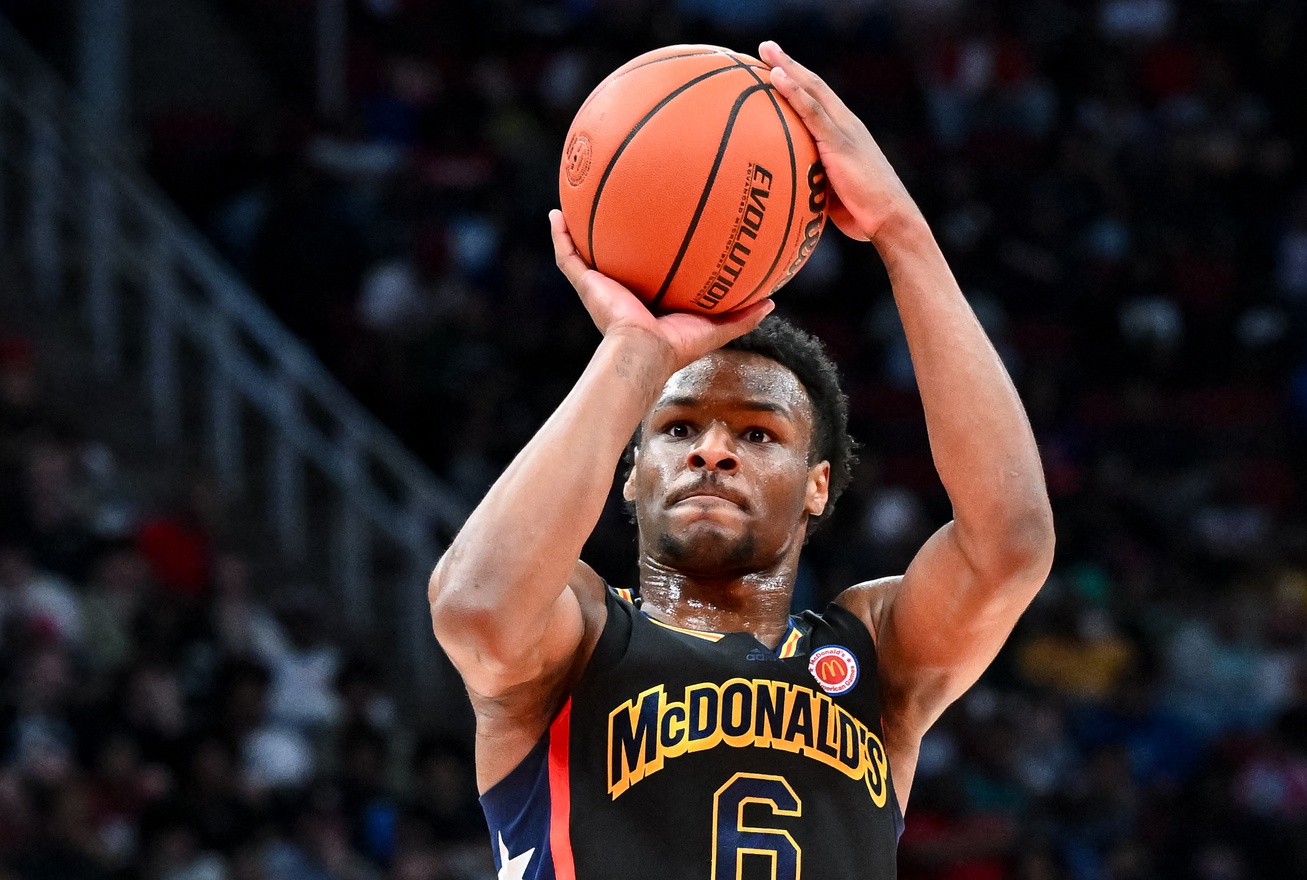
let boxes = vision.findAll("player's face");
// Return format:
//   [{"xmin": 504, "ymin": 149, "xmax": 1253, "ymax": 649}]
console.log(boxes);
[{"xmin": 625, "ymin": 350, "xmax": 830, "ymax": 575}]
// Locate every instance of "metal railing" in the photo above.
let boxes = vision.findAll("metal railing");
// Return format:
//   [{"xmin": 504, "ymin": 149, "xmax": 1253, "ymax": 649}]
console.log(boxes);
[{"xmin": 0, "ymin": 17, "xmax": 466, "ymax": 701}]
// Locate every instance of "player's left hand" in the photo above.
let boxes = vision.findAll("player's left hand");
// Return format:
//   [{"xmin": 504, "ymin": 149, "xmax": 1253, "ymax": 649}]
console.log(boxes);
[{"xmin": 759, "ymin": 40, "xmax": 919, "ymax": 244}]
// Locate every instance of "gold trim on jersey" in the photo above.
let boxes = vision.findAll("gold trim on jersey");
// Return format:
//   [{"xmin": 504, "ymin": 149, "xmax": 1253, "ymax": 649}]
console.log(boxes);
[
  {"xmin": 645, "ymin": 616, "xmax": 727, "ymax": 642},
  {"xmin": 777, "ymin": 626, "xmax": 803, "ymax": 659},
  {"xmin": 642, "ymin": 613, "xmax": 805, "ymax": 654}
]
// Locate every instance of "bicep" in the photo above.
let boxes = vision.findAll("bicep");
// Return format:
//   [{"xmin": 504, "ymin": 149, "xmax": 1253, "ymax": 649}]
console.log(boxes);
[{"xmin": 875, "ymin": 521, "xmax": 1044, "ymax": 733}]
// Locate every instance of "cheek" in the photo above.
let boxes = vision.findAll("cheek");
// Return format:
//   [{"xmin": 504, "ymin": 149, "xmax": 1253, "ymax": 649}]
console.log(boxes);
[{"xmin": 760, "ymin": 465, "xmax": 814, "ymax": 515}]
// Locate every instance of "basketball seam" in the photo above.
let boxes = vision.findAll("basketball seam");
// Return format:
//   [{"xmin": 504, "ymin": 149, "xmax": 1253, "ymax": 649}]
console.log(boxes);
[
  {"xmin": 586, "ymin": 61, "xmax": 755, "ymax": 267},
  {"xmin": 575, "ymin": 48, "xmax": 741, "ymax": 117},
  {"xmin": 730, "ymin": 69, "xmax": 800, "ymax": 311},
  {"xmin": 649, "ymin": 76, "xmax": 772, "ymax": 310}
]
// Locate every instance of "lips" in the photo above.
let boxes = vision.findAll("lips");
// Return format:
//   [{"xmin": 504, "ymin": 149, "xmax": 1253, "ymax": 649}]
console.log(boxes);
[{"xmin": 667, "ymin": 481, "xmax": 748, "ymax": 510}]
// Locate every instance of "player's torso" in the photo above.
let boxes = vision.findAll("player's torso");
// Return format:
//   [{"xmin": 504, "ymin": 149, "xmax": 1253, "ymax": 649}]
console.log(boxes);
[{"xmin": 481, "ymin": 588, "xmax": 901, "ymax": 880}]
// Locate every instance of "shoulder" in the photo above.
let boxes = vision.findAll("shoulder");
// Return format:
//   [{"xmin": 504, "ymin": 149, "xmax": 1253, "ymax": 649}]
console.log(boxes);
[
  {"xmin": 468, "ymin": 560, "xmax": 611, "ymax": 714},
  {"xmin": 465, "ymin": 561, "xmax": 619, "ymax": 790},
  {"xmin": 831, "ymin": 576, "xmax": 903, "ymax": 646}
]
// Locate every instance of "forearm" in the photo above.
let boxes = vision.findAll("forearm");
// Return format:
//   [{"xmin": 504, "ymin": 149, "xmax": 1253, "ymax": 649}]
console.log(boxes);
[
  {"xmin": 431, "ymin": 331, "xmax": 673, "ymax": 635},
  {"xmin": 876, "ymin": 212, "xmax": 1053, "ymax": 572}
]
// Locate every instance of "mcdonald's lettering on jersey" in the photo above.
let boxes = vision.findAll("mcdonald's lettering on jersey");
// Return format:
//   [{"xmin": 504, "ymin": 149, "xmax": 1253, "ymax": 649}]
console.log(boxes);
[{"xmin": 606, "ymin": 678, "xmax": 890, "ymax": 805}]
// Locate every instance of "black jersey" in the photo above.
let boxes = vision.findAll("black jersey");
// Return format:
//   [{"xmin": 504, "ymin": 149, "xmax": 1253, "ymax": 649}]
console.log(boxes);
[{"xmin": 480, "ymin": 587, "xmax": 902, "ymax": 880}]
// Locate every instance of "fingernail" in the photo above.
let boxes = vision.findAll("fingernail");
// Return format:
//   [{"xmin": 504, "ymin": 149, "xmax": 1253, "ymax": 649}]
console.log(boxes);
[{"xmin": 772, "ymin": 66, "xmax": 788, "ymax": 82}]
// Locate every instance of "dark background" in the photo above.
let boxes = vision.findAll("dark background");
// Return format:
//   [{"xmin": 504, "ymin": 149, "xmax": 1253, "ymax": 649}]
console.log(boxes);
[{"xmin": 2, "ymin": 1, "xmax": 1306, "ymax": 878}]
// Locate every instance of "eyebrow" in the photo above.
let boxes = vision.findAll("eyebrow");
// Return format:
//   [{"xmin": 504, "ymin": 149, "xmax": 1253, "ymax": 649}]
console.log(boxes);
[{"xmin": 656, "ymin": 396, "xmax": 793, "ymax": 418}]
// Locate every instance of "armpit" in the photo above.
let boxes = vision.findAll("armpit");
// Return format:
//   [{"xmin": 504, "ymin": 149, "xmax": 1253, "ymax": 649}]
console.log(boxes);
[{"xmin": 832, "ymin": 576, "xmax": 901, "ymax": 645}]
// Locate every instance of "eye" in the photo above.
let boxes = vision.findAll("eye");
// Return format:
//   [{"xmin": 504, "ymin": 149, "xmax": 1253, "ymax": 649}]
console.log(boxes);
[
  {"xmin": 744, "ymin": 428, "xmax": 772, "ymax": 444},
  {"xmin": 664, "ymin": 422, "xmax": 692, "ymax": 439}
]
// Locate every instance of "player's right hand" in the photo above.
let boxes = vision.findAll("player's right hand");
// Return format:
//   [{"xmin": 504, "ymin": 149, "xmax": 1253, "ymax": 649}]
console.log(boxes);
[
  {"xmin": 550, "ymin": 210, "xmax": 774, "ymax": 371},
  {"xmin": 760, "ymin": 41, "xmax": 917, "ymax": 245}
]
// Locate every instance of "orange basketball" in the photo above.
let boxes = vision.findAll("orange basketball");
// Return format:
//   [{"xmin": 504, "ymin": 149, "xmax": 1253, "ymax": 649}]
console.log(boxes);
[{"xmin": 559, "ymin": 45, "xmax": 828, "ymax": 315}]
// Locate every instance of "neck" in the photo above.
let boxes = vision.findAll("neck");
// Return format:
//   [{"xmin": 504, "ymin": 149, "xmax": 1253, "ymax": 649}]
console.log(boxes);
[{"xmin": 637, "ymin": 555, "xmax": 798, "ymax": 649}]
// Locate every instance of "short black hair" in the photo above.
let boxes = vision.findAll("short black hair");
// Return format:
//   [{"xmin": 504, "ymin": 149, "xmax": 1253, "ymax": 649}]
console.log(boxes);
[
  {"xmin": 627, "ymin": 314, "xmax": 856, "ymax": 535},
  {"xmin": 723, "ymin": 316, "xmax": 856, "ymax": 532}
]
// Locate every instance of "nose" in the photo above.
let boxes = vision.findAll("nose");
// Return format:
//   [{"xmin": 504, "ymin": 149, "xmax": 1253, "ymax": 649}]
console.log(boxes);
[{"xmin": 687, "ymin": 423, "xmax": 738, "ymax": 473}]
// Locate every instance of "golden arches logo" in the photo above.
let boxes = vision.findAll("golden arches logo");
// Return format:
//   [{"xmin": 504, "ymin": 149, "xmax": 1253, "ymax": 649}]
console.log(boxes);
[
  {"xmin": 808, "ymin": 645, "xmax": 858, "ymax": 696},
  {"xmin": 818, "ymin": 657, "xmax": 847, "ymax": 680}
]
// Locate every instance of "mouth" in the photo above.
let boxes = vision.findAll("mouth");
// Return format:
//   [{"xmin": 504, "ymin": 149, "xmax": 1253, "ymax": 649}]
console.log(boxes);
[{"xmin": 668, "ymin": 483, "xmax": 748, "ymax": 510}]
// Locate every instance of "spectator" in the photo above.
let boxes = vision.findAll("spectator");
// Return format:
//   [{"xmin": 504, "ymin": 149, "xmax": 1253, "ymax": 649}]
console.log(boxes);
[
  {"xmin": 252, "ymin": 590, "xmax": 342, "ymax": 735},
  {"xmin": 0, "ymin": 543, "xmax": 83, "ymax": 650}
]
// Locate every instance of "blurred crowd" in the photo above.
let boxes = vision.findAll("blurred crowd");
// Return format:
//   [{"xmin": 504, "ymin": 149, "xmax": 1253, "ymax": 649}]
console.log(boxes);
[
  {"xmin": 7, "ymin": 0, "xmax": 1307, "ymax": 878},
  {"xmin": 0, "ymin": 339, "xmax": 491, "ymax": 877}
]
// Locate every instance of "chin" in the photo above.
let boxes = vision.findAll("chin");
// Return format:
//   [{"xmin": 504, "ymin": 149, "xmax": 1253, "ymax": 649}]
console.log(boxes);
[{"xmin": 655, "ymin": 527, "xmax": 758, "ymax": 573}]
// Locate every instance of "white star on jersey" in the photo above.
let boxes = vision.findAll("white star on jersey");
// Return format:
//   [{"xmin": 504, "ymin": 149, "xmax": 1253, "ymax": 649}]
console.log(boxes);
[{"xmin": 497, "ymin": 832, "xmax": 535, "ymax": 880}]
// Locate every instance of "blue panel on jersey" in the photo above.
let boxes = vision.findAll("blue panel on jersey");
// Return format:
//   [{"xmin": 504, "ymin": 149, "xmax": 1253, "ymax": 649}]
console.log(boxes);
[{"xmin": 479, "ymin": 734, "xmax": 556, "ymax": 880}]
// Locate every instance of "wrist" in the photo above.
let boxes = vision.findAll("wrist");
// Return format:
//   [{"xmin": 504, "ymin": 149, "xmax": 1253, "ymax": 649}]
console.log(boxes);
[
  {"xmin": 869, "ymin": 202, "xmax": 932, "ymax": 263},
  {"xmin": 599, "ymin": 326, "xmax": 679, "ymax": 392}
]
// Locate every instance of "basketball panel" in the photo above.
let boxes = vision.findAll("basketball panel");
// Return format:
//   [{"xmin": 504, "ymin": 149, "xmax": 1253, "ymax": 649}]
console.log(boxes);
[
  {"xmin": 585, "ymin": 67, "xmax": 765, "ymax": 302},
  {"xmin": 574, "ymin": 45, "xmax": 750, "ymax": 118},
  {"xmin": 560, "ymin": 53, "xmax": 752, "ymax": 266},
  {"xmin": 658, "ymin": 88, "xmax": 799, "ymax": 313}
]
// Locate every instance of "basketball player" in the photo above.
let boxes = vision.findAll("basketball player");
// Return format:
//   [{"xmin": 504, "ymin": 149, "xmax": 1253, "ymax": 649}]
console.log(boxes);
[{"xmin": 429, "ymin": 41, "xmax": 1054, "ymax": 879}]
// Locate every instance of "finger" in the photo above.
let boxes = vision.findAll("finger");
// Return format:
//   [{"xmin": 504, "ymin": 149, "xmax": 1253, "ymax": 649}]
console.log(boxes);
[
  {"xmin": 550, "ymin": 209, "xmax": 611, "ymax": 321},
  {"xmin": 703, "ymin": 299, "xmax": 776, "ymax": 349},
  {"xmin": 769, "ymin": 66, "xmax": 843, "ymax": 148},
  {"xmin": 549, "ymin": 209, "xmax": 593, "ymax": 290},
  {"xmin": 759, "ymin": 41, "xmax": 842, "ymax": 113},
  {"xmin": 550, "ymin": 210, "xmax": 645, "ymax": 331}
]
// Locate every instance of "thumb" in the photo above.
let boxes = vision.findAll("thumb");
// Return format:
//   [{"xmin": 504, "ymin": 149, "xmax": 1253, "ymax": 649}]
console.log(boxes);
[{"xmin": 702, "ymin": 299, "xmax": 775, "ymax": 348}]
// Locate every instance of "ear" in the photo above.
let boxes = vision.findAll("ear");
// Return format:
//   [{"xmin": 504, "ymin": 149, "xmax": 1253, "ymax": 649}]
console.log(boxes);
[
  {"xmin": 805, "ymin": 460, "xmax": 830, "ymax": 517},
  {"xmin": 623, "ymin": 448, "xmax": 640, "ymax": 502}
]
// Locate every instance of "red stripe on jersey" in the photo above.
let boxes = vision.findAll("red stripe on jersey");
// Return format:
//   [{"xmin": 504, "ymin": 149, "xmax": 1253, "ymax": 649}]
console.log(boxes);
[{"xmin": 548, "ymin": 698, "xmax": 576, "ymax": 880}]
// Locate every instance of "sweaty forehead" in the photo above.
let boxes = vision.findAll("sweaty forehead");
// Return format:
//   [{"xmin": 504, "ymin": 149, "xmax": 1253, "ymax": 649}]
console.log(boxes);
[{"xmin": 654, "ymin": 350, "xmax": 813, "ymax": 420}]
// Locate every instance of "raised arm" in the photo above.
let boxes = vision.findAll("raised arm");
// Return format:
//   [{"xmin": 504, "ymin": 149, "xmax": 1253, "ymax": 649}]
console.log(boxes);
[
  {"xmin": 761, "ymin": 42, "xmax": 1055, "ymax": 796},
  {"xmin": 428, "ymin": 213, "xmax": 773, "ymax": 702}
]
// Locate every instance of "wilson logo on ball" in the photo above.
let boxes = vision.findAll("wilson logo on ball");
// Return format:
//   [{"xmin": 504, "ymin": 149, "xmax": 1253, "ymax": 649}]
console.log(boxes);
[
  {"xmin": 808, "ymin": 645, "xmax": 859, "ymax": 696},
  {"xmin": 771, "ymin": 161, "xmax": 827, "ymax": 295}
]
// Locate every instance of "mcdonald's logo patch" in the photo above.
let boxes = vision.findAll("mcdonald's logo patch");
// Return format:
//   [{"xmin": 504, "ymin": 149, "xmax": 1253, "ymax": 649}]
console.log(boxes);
[{"xmin": 808, "ymin": 645, "xmax": 859, "ymax": 696}]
